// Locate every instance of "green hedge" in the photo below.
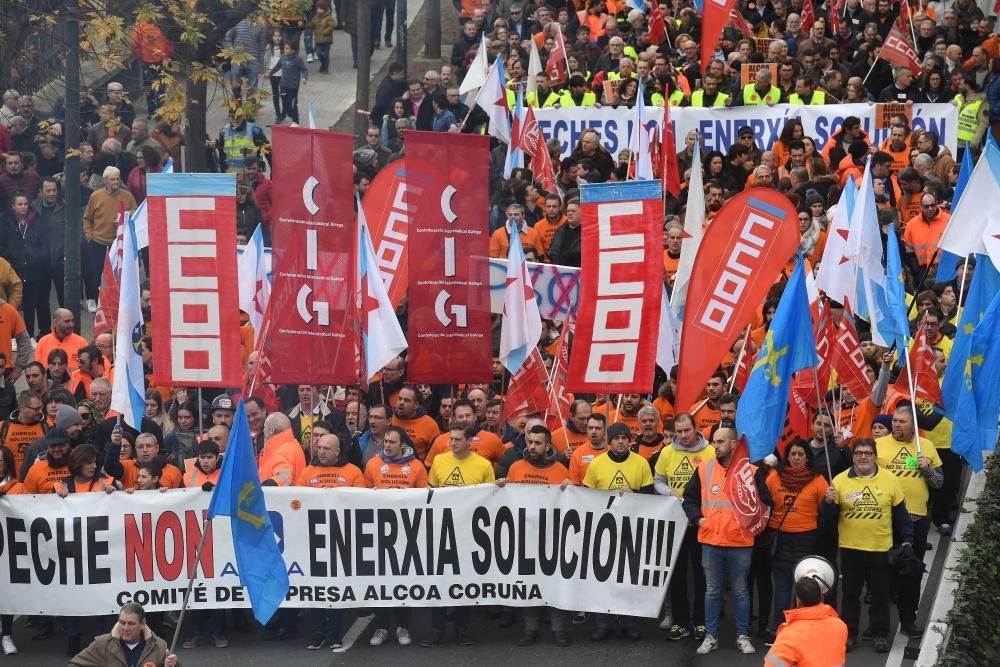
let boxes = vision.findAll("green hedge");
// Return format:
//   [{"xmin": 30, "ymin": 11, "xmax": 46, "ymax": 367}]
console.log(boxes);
[{"xmin": 936, "ymin": 455, "xmax": 1000, "ymax": 666}]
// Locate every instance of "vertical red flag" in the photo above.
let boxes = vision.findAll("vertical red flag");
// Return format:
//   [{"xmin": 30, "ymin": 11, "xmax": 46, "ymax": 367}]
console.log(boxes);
[
  {"xmin": 829, "ymin": 0, "xmax": 843, "ymax": 35},
  {"xmin": 545, "ymin": 27, "xmax": 568, "ymax": 85},
  {"xmin": 521, "ymin": 107, "xmax": 559, "ymax": 195},
  {"xmin": 93, "ymin": 252, "xmax": 119, "ymax": 337},
  {"xmin": 831, "ymin": 304, "xmax": 872, "ymax": 402},
  {"xmin": 724, "ymin": 435, "xmax": 771, "ymax": 536},
  {"xmin": 800, "ymin": 0, "xmax": 816, "ymax": 32},
  {"xmin": 702, "ymin": 0, "xmax": 738, "ymax": 69},
  {"xmin": 501, "ymin": 348, "xmax": 551, "ymax": 422},
  {"xmin": 728, "ymin": 7, "xmax": 754, "ymax": 39},
  {"xmin": 731, "ymin": 330, "xmax": 756, "ymax": 393},
  {"xmin": 894, "ymin": 323, "xmax": 943, "ymax": 404},
  {"xmin": 362, "ymin": 159, "xmax": 411, "ymax": 309},
  {"xmin": 546, "ymin": 319, "xmax": 572, "ymax": 431},
  {"xmin": 405, "ymin": 131, "xmax": 493, "ymax": 383},
  {"xmin": 648, "ymin": 4, "xmax": 667, "ymax": 45},
  {"xmin": 269, "ymin": 126, "xmax": 356, "ymax": 385},
  {"xmin": 674, "ymin": 190, "xmax": 799, "ymax": 412},
  {"xmin": 243, "ymin": 301, "xmax": 281, "ymax": 413},
  {"xmin": 567, "ymin": 181, "xmax": 663, "ymax": 393},
  {"xmin": 791, "ymin": 305, "xmax": 836, "ymax": 405},
  {"xmin": 661, "ymin": 103, "xmax": 681, "ymax": 199},
  {"xmin": 146, "ymin": 173, "xmax": 242, "ymax": 387}
]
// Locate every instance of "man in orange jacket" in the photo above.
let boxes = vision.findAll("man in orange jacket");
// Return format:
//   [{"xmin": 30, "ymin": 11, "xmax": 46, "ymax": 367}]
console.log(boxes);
[
  {"xmin": 764, "ymin": 577, "xmax": 848, "ymax": 667},
  {"xmin": 258, "ymin": 413, "xmax": 306, "ymax": 487}
]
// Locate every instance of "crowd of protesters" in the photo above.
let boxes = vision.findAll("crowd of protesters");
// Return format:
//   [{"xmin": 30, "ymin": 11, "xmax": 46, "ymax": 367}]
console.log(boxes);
[{"xmin": 0, "ymin": 0, "xmax": 994, "ymax": 663}]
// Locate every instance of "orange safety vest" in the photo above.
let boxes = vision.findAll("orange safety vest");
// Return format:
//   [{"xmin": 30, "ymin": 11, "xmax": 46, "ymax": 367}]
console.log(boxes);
[
  {"xmin": 184, "ymin": 463, "xmax": 221, "ymax": 488},
  {"xmin": 697, "ymin": 457, "xmax": 755, "ymax": 547},
  {"xmin": 576, "ymin": 10, "xmax": 607, "ymax": 41},
  {"xmin": 904, "ymin": 210, "xmax": 950, "ymax": 266}
]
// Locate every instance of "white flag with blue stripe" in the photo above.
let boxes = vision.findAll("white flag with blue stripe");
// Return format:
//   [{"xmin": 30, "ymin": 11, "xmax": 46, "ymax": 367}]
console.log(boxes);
[
  {"xmin": 109, "ymin": 157, "xmax": 174, "ymax": 275},
  {"xmin": 499, "ymin": 230, "xmax": 542, "ymax": 373},
  {"xmin": 358, "ymin": 197, "xmax": 407, "ymax": 381},
  {"xmin": 109, "ymin": 213, "xmax": 147, "ymax": 430}
]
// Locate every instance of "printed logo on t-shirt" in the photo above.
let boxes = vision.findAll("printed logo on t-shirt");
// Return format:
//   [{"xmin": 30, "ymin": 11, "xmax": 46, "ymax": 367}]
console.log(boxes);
[
  {"xmin": 445, "ymin": 467, "xmax": 466, "ymax": 486},
  {"xmin": 843, "ymin": 485, "xmax": 882, "ymax": 520},
  {"xmin": 608, "ymin": 470, "xmax": 629, "ymax": 490},
  {"xmin": 887, "ymin": 446, "xmax": 921, "ymax": 478},
  {"xmin": 672, "ymin": 458, "xmax": 695, "ymax": 479}
]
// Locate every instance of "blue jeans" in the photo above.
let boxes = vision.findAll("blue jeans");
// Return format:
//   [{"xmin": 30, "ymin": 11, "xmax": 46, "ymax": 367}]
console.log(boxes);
[
  {"xmin": 316, "ymin": 43, "xmax": 331, "ymax": 70},
  {"xmin": 231, "ymin": 61, "xmax": 259, "ymax": 93},
  {"xmin": 304, "ymin": 28, "xmax": 315, "ymax": 56},
  {"xmin": 702, "ymin": 544, "xmax": 752, "ymax": 638},
  {"xmin": 772, "ymin": 564, "xmax": 794, "ymax": 629},
  {"xmin": 310, "ymin": 608, "xmax": 343, "ymax": 641}
]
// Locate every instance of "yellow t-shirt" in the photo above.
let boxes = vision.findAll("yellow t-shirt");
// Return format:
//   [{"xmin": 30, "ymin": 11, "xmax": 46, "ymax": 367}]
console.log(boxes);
[
  {"xmin": 653, "ymin": 444, "xmax": 716, "ymax": 494},
  {"xmin": 428, "ymin": 451, "xmax": 496, "ymax": 488},
  {"xmin": 875, "ymin": 435, "xmax": 941, "ymax": 516},
  {"xmin": 918, "ymin": 398, "xmax": 952, "ymax": 450},
  {"xmin": 832, "ymin": 466, "xmax": 906, "ymax": 552},
  {"xmin": 583, "ymin": 451, "xmax": 654, "ymax": 491}
]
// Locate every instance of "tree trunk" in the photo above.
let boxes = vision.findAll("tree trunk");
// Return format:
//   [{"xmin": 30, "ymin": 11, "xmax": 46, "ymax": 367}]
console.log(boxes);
[{"xmin": 183, "ymin": 75, "xmax": 210, "ymax": 172}]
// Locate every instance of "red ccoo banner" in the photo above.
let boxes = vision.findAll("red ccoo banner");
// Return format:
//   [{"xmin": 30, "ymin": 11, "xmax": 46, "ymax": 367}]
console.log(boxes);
[
  {"xmin": 146, "ymin": 173, "xmax": 242, "ymax": 387},
  {"xmin": 269, "ymin": 126, "xmax": 356, "ymax": 385},
  {"xmin": 674, "ymin": 189, "xmax": 799, "ymax": 412},
  {"xmin": 567, "ymin": 181, "xmax": 663, "ymax": 394},
  {"xmin": 405, "ymin": 131, "xmax": 492, "ymax": 384},
  {"xmin": 362, "ymin": 159, "xmax": 415, "ymax": 309}
]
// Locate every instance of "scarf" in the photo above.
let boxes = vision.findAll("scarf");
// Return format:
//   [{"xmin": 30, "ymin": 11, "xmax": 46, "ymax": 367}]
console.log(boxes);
[
  {"xmin": 799, "ymin": 219, "xmax": 822, "ymax": 255},
  {"xmin": 777, "ymin": 463, "xmax": 817, "ymax": 493}
]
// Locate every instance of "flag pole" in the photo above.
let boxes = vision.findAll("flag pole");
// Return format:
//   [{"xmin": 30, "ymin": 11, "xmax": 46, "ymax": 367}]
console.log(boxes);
[
  {"xmin": 729, "ymin": 328, "xmax": 752, "ymax": 392},
  {"xmin": 812, "ymin": 372, "xmax": 835, "ymax": 480},
  {"xmin": 900, "ymin": 334, "xmax": 924, "ymax": 456},
  {"xmin": 954, "ymin": 255, "xmax": 971, "ymax": 323},
  {"xmin": 862, "ymin": 56, "xmax": 880, "ymax": 86},
  {"xmin": 197, "ymin": 388, "xmax": 204, "ymax": 438},
  {"xmin": 169, "ymin": 517, "xmax": 213, "ymax": 654}
]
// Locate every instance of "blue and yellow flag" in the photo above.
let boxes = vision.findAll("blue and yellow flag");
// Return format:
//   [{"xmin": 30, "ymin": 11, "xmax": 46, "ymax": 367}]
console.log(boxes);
[
  {"xmin": 951, "ymin": 288, "xmax": 1000, "ymax": 472},
  {"xmin": 736, "ymin": 255, "xmax": 820, "ymax": 461},
  {"xmin": 941, "ymin": 255, "xmax": 1000, "ymax": 419},
  {"xmin": 208, "ymin": 399, "xmax": 288, "ymax": 624}
]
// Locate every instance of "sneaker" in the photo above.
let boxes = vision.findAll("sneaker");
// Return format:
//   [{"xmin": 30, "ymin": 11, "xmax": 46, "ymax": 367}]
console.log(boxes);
[
  {"xmin": 329, "ymin": 638, "xmax": 344, "ymax": 651},
  {"xmin": 900, "ymin": 623, "xmax": 924, "ymax": 638},
  {"xmin": 667, "ymin": 624, "xmax": 691, "ymax": 641},
  {"xmin": 86, "ymin": 299, "xmax": 97, "ymax": 313},
  {"xmin": 396, "ymin": 627, "xmax": 412, "ymax": 646},
  {"xmin": 374, "ymin": 40, "xmax": 381, "ymax": 49},
  {"xmin": 370, "ymin": 628, "xmax": 389, "ymax": 646},
  {"xmin": 693, "ymin": 625, "xmax": 707, "ymax": 641},
  {"xmin": 874, "ymin": 637, "xmax": 890, "ymax": 653},
  {"xmin": 212, "ymin": 634, "xmax": 229, "ymax": 648},
  {"xmin": 306, "ymin": 54, "xmax": 314, "ymax": 62},
  {"xmin": 2, "ymin": 636, "xmax": 17, "ymax": 655},
  {"xmin": 736, "ymin": 634, "xmax": 756, "ymax": 654},
  {"xmin": 385, "ymin": 38, "xmax": 393, "ymax": 47},
  {"xmin": 696, "ymin": 634, "xmax": 719, "ymax": 655},
  {"xmin": 182, "ymin": 637, "xmax": 199, "ymax": 649},
  {"xmin": 938, "ymin": 523, "xmax": 953, "ymax": 536},
  {"xmin": 305, "ymin": 635, "xmax": 326, "ymax": 650},
  {"xmin": 658, "ymin": 614, "xmax": 673, "ymax": 630}
]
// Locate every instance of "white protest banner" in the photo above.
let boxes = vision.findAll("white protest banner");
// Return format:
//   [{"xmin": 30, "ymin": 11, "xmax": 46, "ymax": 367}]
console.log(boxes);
[
  {"xmin": 0, "ymin": 485, "xmax": 686, "ymax": 617},
  {"xmin": 489, "ymin": 258, "xmax": 579, "ymax": 321},
  {"xmin": 534, "ymin": 103, "xmax": 958, "ymax": 159}
]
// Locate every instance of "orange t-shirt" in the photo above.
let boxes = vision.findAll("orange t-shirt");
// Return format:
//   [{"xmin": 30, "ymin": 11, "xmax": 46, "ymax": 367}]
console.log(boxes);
[
  {"xmin": 765, "ymin": 470, "xmax": 829, "ymax": 532},
  {"xmin": 533, "ymin": 216, "xmax": 565, "ymax": 258},
  {"xmin": 0, "ymin": 477, "xmax": 24, "ymax": 495},
  {"xmin": 549, "ymin": 426, "xmax": 589, "ymax": 456},
  {"xmin": 836, "ymin": 398, "xmax": 877, "ymax": 444},
  {"xmin": 663, "ymin": 251, "xmax": 680, "ymax": 287},
  {"xmin": 23, "ymin": 461, "xmax": 70, "ymax": 494},
  {"xmin": 34, "ymin": 332, "xmax": 89, "ymax": 373},
  {"xmin": 364, "ymin": 456, "xmax": 429, "ymax": 489},
  {"xmin": 633, "ymin": 436, "xmax": 666, "ymax": 460},
  {"xmin": 0, "ymin": 303, "xmax": 26, "ymax": 370},
  {"xmin": 1, "ymin": 422, "xmax": 46, "ymax": 474},
  {"xmin": 690, "ymin": 401, "xmax": 721, "ymax": 433},
  {"xmin": 506, "ymin": 459, "xmax": 570, "ymax": 485},
  {"xmin": 652, "ymin": 397, "xmax": 675, "ymax": 431},
  {"xmin": 569, "ymin": 443, "xmax": 608, "ymax": 485},
  {"xmin": 121, "ymin": 460, "xmax": 182, "ymax": 489},
  {"xmin": 424, "ymin": 430, "xmax": 508, "ymax": 468},
  {"xmin": 391, "ymin": 415, "xmax": 441, "ymax": 459},
  {"xmin": 296, "ymin": 463, "xmax": 368, "ymax": 488}
]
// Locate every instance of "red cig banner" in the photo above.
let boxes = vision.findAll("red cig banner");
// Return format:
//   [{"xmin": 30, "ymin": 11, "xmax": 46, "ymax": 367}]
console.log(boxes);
[
  {"xmin": 566, "ymin": 180, "xmax": 663, "ymax": 394},
  {"xmin": 146, "ymin": 173, "xmax": 242, "ymax": 387},
  {"xmin": 405, "ymin": 131, "xmax": 492, "ymax": 384},
  {"xmin": 269, "ymin": 126, "xmax": 356, "ymax": 385}
]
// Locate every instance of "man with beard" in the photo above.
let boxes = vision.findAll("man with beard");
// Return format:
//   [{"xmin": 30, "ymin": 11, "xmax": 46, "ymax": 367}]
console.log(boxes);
[
  {"xmin": 22, "ymin": 427, "xmax": 71, "ymax": 493},
  {"xmin": 568, "ymin": 413, "xmax": 608, "ymax": 485},
  {"xmin": 633, "ymin": 405, "xmax": 666, "ymax": 461},
  {"xmin": 1, "ymin": 390, "xmax": 47, "ymax": 478},
  {"xmin": 690, "ymin": 372, "xmax": 727, "ymax": 432},
  {"xmin": 391, "ymin": 385, "xmax": 440, "ymax": 459},
  {"xmin": 19, "ymin": 403, "xmax": 82, "ymax": 481},
  {"xmin": 605, "ymin": 393, "xmax": 644, "ymax": 436},
  {"xmin": 704, "ymin": 182, "xmax": 725, "ymax": 226}
]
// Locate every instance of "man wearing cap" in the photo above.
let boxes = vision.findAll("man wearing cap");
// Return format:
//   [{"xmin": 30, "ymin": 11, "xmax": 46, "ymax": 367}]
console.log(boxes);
[
  {"xmin": 741, "ymin": 68, "xmax": 781, "ymax": 106},
  {"xmin": 23, "ymin": 427, "xmax": 72, "ymax": 493},
  {"xmin": 211, "ymin": 394, "xmax": 235, "ymax": 428},
  {"xmin": 18, "ymin": 403, "xmax": 82, "ymax": 481}
]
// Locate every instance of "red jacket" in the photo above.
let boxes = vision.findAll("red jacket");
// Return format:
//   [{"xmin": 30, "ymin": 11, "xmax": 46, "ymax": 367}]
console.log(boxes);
[{"xmin": 238, "ymin": 171, "xmax": 273, "ymax": 228}]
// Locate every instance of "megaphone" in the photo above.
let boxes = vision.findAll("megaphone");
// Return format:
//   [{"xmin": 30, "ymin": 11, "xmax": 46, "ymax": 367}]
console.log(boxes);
[{"xmin": 793, "ymin": 555, "xmax": 837, "ymax": 594}]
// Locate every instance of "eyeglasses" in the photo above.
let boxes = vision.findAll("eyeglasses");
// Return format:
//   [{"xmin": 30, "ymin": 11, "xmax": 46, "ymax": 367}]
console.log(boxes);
[{"xmin": 853, "ymin": 451, "xmax": 875, "ymax": 457}]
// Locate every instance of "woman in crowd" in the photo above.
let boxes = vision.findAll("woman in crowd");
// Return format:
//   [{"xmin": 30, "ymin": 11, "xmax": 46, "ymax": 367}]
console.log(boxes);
[
  {"xmin": 164, "ymin": 401, "xmax": 199, "ymax": 468},
  {"xmin": 145, "ymin": 389, "xmax": 175, "ymax": 436}
]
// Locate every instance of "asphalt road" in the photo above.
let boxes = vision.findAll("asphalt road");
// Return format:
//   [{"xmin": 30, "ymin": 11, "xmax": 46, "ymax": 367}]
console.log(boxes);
[{"xmin": 9, "ymin": 602, "xmax": 898, "ymax": 666}]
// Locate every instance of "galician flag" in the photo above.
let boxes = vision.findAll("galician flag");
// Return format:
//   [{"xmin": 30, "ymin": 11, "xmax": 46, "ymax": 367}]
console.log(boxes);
[
  {"xmin": 109, "ymin": 212, "xmax": 147, "ymax": 430},
  {"xmin": 671, "ymin": 140, "xmax": 703, "ymax": 315},
  {"xmin": 237, "ymin": 224, "xmax": 271, "ymax": 344},
  {"xmin": 472, "ymin": 56, "xmax": 511, "ymax": 143},
  {"xmin": 499, "ymin": 230, "xmax": 542, "ymax": 374},
  {"xmin": 358, "ymin": 197, "xmax": 407, "ymax": 382},
  {"xmin": 629, "ymin": 78, "xmax": 654, "ymax": 180}
]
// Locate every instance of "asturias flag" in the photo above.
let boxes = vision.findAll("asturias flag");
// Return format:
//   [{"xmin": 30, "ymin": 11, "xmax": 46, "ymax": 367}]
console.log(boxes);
[
  {"xmin": 736, "ymin": 255, "xmax": 820, "ymax": 461},
  {"xmin": 207, "ymin": 399, "xmax": 289, "ymax": 624},
  {"xmin": 951, "ymin": 288, "xmax": 1000, "ymax": 471}
]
